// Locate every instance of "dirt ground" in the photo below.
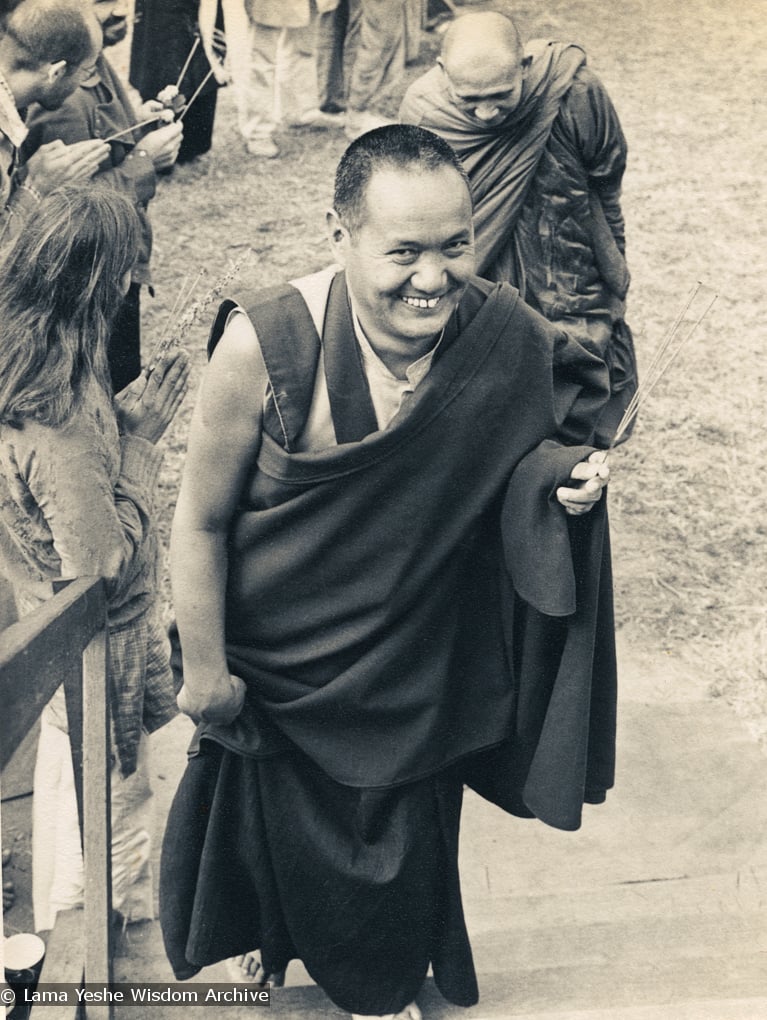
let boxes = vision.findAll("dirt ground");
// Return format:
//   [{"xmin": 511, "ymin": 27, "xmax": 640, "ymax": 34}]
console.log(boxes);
[{"xmin": 138, "ymin": 0, "xmax": 767, "ymax": 741}]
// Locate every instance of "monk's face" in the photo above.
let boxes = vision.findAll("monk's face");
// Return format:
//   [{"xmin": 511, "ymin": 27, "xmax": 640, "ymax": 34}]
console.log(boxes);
[
  {"xmin": 329, "ymin": 165, "xmax": 475, "ymax": 372},
  {"xmin": 440, "ymin": 53, "xmax": 529, "ymax": 126}
]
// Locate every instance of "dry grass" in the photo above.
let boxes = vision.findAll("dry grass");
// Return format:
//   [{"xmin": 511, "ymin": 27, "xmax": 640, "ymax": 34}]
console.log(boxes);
[{"xmin": 141, "ymin": 1, "xmax": 767, "ymax": 741}]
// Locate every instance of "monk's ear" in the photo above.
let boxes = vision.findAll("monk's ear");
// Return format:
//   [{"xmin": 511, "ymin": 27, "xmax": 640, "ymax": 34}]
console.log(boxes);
[{"xmin": 326, "ymin": 209, "xmax": 351, "ymax": 264}]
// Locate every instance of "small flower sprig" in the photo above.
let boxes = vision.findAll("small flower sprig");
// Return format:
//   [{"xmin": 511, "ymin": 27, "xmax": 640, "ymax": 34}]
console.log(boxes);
[{"xmin": 143, "ymin": 247, "xmax": 254, "ymax": 379}]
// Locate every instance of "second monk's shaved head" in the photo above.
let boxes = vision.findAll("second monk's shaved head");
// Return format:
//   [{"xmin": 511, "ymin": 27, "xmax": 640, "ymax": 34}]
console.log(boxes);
[{"xmin": 441, "ymin": 11, "xmax": 523, "ymax": 83}]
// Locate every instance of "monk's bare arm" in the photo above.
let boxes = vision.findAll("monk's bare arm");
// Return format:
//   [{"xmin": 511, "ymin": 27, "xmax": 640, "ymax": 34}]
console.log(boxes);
[{"xmin": 171, "ymin": 312, "xmax": 266, "ymax": 723}]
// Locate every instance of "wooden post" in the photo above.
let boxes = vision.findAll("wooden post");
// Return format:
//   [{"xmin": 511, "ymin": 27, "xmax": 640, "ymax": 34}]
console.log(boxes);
[
  {"xmin": 0, "ymin": 578, "xmax": 111, "ymax": 1020},
  {"xmin": 82, "ymin": 628, "xmax": 113, "ymax": 1020}
]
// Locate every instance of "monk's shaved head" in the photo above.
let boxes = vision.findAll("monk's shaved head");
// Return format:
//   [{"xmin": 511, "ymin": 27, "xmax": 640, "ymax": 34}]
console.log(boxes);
[
  {"xmin": 441, "ymin": 11, "xmax": 523, "ymax": 84},
  {"xmin": 437, "ymin": 11, "xmax": 530, "ymax": 125}
]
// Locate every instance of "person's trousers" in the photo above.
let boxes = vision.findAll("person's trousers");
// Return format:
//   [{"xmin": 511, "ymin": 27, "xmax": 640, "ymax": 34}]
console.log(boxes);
[
  {"xmin": 32, "ymin": 715, "xmax": 154, "ymax": 931},
  {"xmin": 316, "ymin": 0, "xmax": 407, "ymax": 114},
  {"xmin": 347, "ymin": 0, "xmax": 406, "ymax": 113},
  {"xmin": 230, "ymin": 13, "xmax": 319, "ymax": 141},
  {"xmin": 316, "ymin": 0, "xmax": 348, "ymax": 112}
]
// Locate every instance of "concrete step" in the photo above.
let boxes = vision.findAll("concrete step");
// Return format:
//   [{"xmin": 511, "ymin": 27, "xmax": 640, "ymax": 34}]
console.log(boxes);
[
  {"xmin": 111, "ymin": 646, "xmax": 767, "ymax": 1020},
  {"xmin": 112, "ymin": 870, "xmax": 767, "ymax": 1019},
  {"xmin": 468, "ymin": 908, "xmax": 767, "ymax": 974},
  {"xmin": 438, "ymin": 998, "xmax": 767, "ymax": 1020},
  {"xmin": 464, "ymin": 868, "xmax": 767, "ymax": 934},
  {"xmin": 457, "ymin": 700, "xmax": 767, "ymax": 906},
  {"xmin": 418, "ymin": 947, "xmax": 767, "ymax": 1018}
]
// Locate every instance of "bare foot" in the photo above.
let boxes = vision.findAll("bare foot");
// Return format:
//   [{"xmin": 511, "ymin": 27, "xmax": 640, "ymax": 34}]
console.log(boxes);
[
  {"xmin": 225, "ymin": 951, "xmax": 286, "ymax": 986},
  {"xmin": 352, "ymin": 1003, "xmax": 421, "ymax": 1020}
]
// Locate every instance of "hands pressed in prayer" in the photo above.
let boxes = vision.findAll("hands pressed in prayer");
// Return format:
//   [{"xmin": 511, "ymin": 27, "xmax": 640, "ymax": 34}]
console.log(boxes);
[
  {"xmin": 115, "ymin": 349, "xmax": 190, "ymax": 443},
  {"xmin": 556, "ymin": 450, "xmax": 609, "ymax": 515}
]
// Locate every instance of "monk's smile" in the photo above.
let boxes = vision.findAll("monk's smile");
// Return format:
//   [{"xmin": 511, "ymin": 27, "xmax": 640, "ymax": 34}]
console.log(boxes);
[{"xmin": 400, "ymin": 294, "xmax": 448, "ymax": 310}]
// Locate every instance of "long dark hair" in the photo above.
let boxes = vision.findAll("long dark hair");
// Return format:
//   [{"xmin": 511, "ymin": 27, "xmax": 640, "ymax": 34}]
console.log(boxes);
[{"xmin": 0, "ymin": 184, "xmax": 140, "ymax": 428}]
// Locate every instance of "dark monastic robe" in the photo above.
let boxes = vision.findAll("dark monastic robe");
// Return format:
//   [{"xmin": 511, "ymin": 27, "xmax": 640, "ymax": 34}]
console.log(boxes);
[{"xmin": 161, "ymin": 273, "xmax": 616, "ymax": 1013}]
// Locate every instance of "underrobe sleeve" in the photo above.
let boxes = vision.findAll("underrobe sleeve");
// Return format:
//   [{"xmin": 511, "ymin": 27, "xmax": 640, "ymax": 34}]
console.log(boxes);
[{"xmin": 560, "ymin": 66, "xmax": 628, "ymax": 252}]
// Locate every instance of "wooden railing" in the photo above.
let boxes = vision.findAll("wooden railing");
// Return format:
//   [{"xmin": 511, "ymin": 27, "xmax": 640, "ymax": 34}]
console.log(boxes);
[{"xmin": 0, "ymin": 577, "xmax": 113, "ymax": 1020}]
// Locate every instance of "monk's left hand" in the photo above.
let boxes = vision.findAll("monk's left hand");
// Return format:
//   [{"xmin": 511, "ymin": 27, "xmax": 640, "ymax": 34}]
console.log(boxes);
[{"xmin": 556, "ymin": 450, "xmax": 609, "ymax": 516}]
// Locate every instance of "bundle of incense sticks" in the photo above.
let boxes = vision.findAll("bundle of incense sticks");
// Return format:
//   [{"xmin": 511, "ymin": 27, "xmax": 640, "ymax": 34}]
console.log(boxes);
[
  {"xmin": 609, "ymin": 282, "xmax": 718, "ymax": 448},
  {"xmin": 105, "ymin": 29, "xmax": 228, "ymax": 143},
  {"xmin": 175, "ymin": 35, "xmax": 200, "ymax": 91},
  {"xmin": 142, "ymin": 248, "xmax": 254, "ymax": 379},
  {"xmin": 178, "ymin": 28, "xmax": 227, "ymax": 122}
]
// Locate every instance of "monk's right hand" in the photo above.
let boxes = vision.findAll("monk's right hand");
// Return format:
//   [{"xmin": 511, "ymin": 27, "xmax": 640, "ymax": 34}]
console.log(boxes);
[{"xmin": 177, "ymin": 673, "xmax": 246, "ymax": 725}]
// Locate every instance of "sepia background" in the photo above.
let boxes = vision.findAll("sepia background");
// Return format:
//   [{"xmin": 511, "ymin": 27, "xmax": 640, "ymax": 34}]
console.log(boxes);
[{"xmin": 3, "ymin": 1, "xmax": 766, "ymax": 1016}]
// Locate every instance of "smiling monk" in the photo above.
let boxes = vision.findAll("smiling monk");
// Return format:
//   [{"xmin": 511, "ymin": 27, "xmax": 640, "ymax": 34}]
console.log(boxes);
[{"xmin": 160, "ymin": 125, "xmax": 617, "ymax": 1020}]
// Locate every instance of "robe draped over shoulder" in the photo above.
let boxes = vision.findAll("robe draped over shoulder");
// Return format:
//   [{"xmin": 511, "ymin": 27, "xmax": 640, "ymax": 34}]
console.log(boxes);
[{"xmin": 180, "ymin": 276, "xmax": 613, "ymax": 823}]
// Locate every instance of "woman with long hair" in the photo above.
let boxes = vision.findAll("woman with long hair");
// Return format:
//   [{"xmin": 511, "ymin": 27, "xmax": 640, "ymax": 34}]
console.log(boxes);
[{"xmin": 0, "ymin": 184, "xmax": 190, "ymax": 931}]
